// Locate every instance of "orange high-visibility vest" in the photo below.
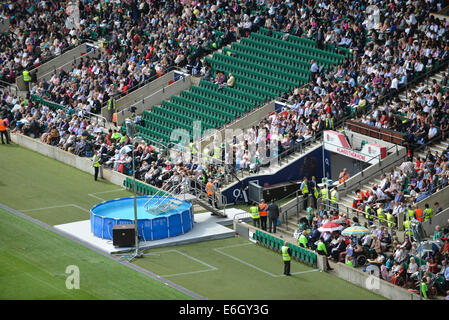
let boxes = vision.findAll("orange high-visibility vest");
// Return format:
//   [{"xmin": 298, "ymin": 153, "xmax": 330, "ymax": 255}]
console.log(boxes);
[
  {"xmin": 206, "ymin": 182, "xmax": 214, "ymax": 195},
  {"xmin": 339, "ymin": 173, "xmax": 349, "ymax": 183},
  {"xmin": 415, "ymin": 208, "xmax": 424, "ymax": 222},
  {"xmin": 259, "ymin": 203, "xmax": 268, "ymax": 216},
  {"xmin": 112, "ymin": 112, "xmax": 117, "ymax": 124},
  {"xmin": 0, "ymin": 119, "xmax": 6, "ymax": 131}
]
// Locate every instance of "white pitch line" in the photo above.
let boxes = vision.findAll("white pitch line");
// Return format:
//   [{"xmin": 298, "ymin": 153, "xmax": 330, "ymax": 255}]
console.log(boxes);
[
  {"xmin": 214, "ymin": 245, "xmax": 319, "ymax": 278},
  {"xmin": 153, "ymin": 250, "xmax": 218, "ymax": 278},
  {"xmin": 87, "ymin": 188, "xmax": 128, "ymax": 202},
  {"xmin": 87, "ymin": 193, "xmax": 105, "ymax": 201},
  {"xmin": 20, "ymin": 204, "xmax": 90, "ymax": 213},
  {"xmin": 89, "ymin": 188, "xmax": 125, "ymax": 195}
]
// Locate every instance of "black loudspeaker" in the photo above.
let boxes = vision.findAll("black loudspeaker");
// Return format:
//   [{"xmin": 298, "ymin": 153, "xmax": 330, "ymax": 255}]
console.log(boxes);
[{"xmin": 113, "ymin": 224, "xmax": 136, "ymax": 247}]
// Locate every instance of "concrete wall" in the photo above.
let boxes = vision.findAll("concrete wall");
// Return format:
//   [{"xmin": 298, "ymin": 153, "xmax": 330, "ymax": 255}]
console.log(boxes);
[
  {"xmin": 332, "ymin": 262, "xmax": 421, "ymax": 300},
  {"xmin": 9, "ymin": 132, "xmax": 166, "ymax": 193},
  {"xmin": 114, "ymin": 74, "xmax": 192, "ymax": 126},
  {"xmin": 200, "ymin": 101, "xmax": 275, "ymax": 150},
  {"xmin": 100, "ymin": 71, "xmax": 179, "ymax": 119},
  {"xmin": 16, "ymin": 43, "xmax": 99, "ymax": 90}
]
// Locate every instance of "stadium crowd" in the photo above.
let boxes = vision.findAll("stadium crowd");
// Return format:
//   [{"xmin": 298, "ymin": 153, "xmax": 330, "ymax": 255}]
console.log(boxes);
[
  {"xmin": 0, "ymin": 90, "xmax": 228, "ymax": 195},
  {"xmin": 17, "ymin": 0, "xmax": 448, "ymax": 122},
  {"xmin": 295, "ymin": 200, "xmax": 449, "ymax": 298},
  {"xmin": 0, "ymin": 1, "xmax": 82, "ymax": 83}
]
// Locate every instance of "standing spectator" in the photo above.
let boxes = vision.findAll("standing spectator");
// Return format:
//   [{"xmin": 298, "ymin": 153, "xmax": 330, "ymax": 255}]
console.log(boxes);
[
  {"xmin": 281, "ymin": 241, "xmax": 292, "ymax": 276},
  {"xmin": 268, "ymin": 199, "xmax": 280, "ymax": 234}
]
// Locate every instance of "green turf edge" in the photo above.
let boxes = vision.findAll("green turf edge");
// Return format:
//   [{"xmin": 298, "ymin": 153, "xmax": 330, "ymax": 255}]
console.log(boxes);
[{"xmin": 0, "ymin": 206, "xmax": 194, "ymax": 300}]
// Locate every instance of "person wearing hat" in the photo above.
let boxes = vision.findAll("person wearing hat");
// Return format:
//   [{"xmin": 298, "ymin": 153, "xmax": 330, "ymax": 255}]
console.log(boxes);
[{"xmin": 281, "ymin": 241, "xmax": 292, "ymax": 276}]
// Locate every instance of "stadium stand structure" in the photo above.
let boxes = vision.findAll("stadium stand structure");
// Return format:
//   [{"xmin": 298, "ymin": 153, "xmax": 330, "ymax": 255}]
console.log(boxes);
[{"xmin": 128, "ymin": 28, "xmax": 349, "ymax": 145}]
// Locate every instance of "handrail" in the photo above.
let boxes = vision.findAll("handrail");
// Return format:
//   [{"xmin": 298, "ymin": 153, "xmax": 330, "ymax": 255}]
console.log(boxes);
[
  {"xmin": 80, "ymin": 110, "xmax": 107, "ymax": 128},
  {"xmin": 101, "ymin": 66, "xmax": 188, "ymax": 109}
]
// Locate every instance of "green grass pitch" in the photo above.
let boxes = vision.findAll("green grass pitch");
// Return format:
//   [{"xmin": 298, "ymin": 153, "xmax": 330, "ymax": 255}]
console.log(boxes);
[{"xmin": 0, "ymin": 143, "xmax": 385, "ymax": 300}]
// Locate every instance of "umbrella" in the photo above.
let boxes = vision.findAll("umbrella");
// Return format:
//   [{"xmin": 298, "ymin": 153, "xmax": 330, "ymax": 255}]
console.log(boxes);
[
  {"xmin": 119, "ymin": 145, "xmax": 133, "ymax": 155},
  {"xmin": 417, "ymin": 240, "xmax": 442, "ymax": 256},
  {"xmin": 399, "ymin": 161, "xmax": 414, "ymax": 173},
  {"xmin": 332, "ymin": 218, "xmax": 347, "ymax": 225},
  {"xmin": 318, "ymin": 222, "xmax": 344, "ymax": 233},
  {"xmin": 341, "ymin": 226, "xmax": 370, "ymax": 238}
]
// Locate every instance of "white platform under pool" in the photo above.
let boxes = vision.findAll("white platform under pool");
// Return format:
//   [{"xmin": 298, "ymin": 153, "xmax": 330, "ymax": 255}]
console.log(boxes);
[{"xmin": 54, "ymin": 208, "xmax": 246, "ymax": 254}]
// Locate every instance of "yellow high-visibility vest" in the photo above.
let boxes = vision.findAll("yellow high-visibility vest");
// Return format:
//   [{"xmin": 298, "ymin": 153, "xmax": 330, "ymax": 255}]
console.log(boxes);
[{"xmin": 281, "ymin": 246, "xmax": 291, "ymax": 261}]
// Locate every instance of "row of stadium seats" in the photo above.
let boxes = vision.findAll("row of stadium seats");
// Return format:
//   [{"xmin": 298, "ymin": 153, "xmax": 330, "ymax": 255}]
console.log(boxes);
[
  {"xmin": 253, "ymin": 229, "xmax": 317, "ymax": 266},
  {"xmin": 259, "ymin": 27, "xmax": 352, "ymax": 58},
  {"xmin": 132, "ymin": 30, "xmax": 348, "ymax": 144},
  {"xmin": 123, "ymin": 177, "xmax": 167, "ymax": 196}
]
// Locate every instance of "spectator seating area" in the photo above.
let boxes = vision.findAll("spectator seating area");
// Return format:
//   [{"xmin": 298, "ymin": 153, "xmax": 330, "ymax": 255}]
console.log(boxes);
[
  {"xmin": 295, "ymin": 204, "xmax": 449, "ymax": 298},
  {"xmin": 131, "ymin": 29, "xmax": 348, "ymax": 144}
]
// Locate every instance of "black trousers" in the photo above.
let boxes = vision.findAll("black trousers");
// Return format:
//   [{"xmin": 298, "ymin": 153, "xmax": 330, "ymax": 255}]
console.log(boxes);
[
  {"xmin": 253, "ymin": 217, "xmax": 260, "ymax": 228},
  {"xmin": 260, "ymin": 215, "xmax": 267, "ymax": 231},
  {"xmin": 1, "ymin": 131, "xmax": 9, "ymax": 144},
  {"xmin": 94, "ymin": 166, "xmax": 99, "ymax": 181},
  {"xmin": 269, "ymin": 218, "xmax": 277, "ymax": 233},
  {"xmin": 284, "ymin": 260, "xmax": 291, "ymax": 275}
]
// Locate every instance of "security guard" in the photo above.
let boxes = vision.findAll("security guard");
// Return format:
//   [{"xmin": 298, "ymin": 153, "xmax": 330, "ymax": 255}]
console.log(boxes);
[
  {"xmin": 189, "ymin": 140, "xmax": 197, "ymax": 161},
  {"xmin": 281, "ymin": 241, "xmax": 292, "ymax": 276},
  {"xmin": 313, "ymin": 185, "xmax": 319, "ymax": 209},
  {"xmin": 424, "ymin": 204, "xmax": 433, "ymax": 223},
  {"xmin": 0, "ymin": 118, "xmax": 9, "ymax": 144},
  {"xmin": 206, "ymin": 179, "xmax": 217, "ymax": 209},
  {"xmin": 407, "ymin": 205, "xmax": 415, "ymax": 221},
  {"xmin": 298, "ymin": 231, "xmax": 308, "ymax": 248},
  {"xmin": 258, "ymin": 199, "xmax": 268, "ymax": 231},
  {"xmin": 386, "ymin": 210, "xmax": 395, "ymax": 228},
  {"xmin": 325, "ymin": 113, "xmax": 334, "ymax": 129},
  {"xmin": 22, "ymin": 69, "xmax": 31, "ymax": 91},
  {"xmin": 377, "ymin": 203, "xmax": 386, "ymax": 225},
  {"xmin": 316, "ymin": 238, "xmax": 333, "ymax": 270},
  {"xmin": 321, "ymin": 184, "xmax": 329, "ymax": 207},
  {"xmin": 107, "ymin": 96, "xmax": 117, "ymax": 122},
  {"xmin": 203, "ymin": 147, "xmax": 210, "ymax": 165},
  {"xmin": 415, "ymin": 207, "xmax": 424, "ymax": 223},
  {"xmin": 365, "ymin": 203, "xmax": 374, "ymax": 225},
  {"xmin": 330, "ymin": 186, "xmax": 339, "ymax": 212},
  {"xmin": 403, "ymin": 219, "xmax": 412, "ymax": 236},
  {"xmin": 213, "ymin": 144, "xmax": 221, "ymax": 164},
  {"xmin": 250, "ymin": 204, "xmax": 260, "ymax": 228},
  {"xmin": 300, "ymin": 177, "xmax": 310, "ymax": 210},
  {"xmin": 92, "ymin": 150, "xmax": 100, "ymax": 181}
]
